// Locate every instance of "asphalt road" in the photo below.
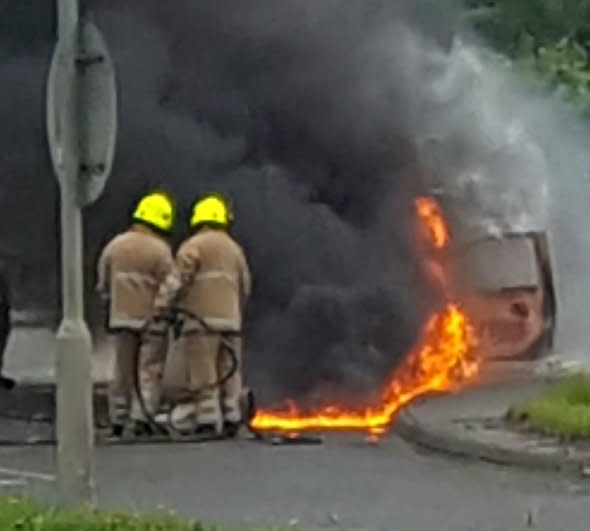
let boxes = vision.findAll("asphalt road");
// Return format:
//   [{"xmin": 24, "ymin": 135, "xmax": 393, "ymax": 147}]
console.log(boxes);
[
  {"xmin": 0, "ymin": 434, "xmax": 588, "ymax": 531},
  {"xmin": 2, "ymin": 330, "xmax": 588, "ymax": 530}
]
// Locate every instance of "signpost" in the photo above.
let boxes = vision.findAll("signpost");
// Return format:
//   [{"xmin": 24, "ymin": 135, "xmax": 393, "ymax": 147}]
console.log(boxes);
[{"xmin": 46, "ymin": 0, "xmax": 117, "ymax": 505}]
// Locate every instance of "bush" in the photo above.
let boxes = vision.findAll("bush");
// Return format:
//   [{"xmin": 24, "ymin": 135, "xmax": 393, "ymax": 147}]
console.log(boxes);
[{"xmin": 510, "ymin": 374, "xmax": 590, "ymax": 439}]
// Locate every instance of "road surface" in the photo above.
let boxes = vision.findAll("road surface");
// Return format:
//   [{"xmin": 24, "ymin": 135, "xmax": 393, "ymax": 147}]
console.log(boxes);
[
  {"xmin": 0, "ymin": 434, "xmax": 588, "ymax": 531},
  {"xmin": 2, "ymin": 329, "xmax": 588, "ymax": 530}
]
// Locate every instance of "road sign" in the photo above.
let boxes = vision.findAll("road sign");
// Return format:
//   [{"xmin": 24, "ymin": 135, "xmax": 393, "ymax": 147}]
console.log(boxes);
[
  {"xmin": 47, "ymin": 19, "xmax": 117, "ymax": 206},
  {"xmin": 45, "ymin": 0, "xmax": 118, "ymax": 505}
]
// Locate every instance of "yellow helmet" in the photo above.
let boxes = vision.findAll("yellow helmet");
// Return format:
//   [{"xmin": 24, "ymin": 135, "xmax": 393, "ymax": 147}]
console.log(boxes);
[
  {"xmin": 133, "ymin": 192, "xmax": 174, "ymax": 233},
  {"xmin": 190, "ymin": 194, "xmax": 233, "ymax": 229}
]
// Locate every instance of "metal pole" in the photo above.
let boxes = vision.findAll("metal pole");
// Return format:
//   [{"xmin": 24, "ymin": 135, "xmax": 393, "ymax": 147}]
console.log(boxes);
[{"xmin": 55, "ymin": 0, "xmax": 95, "ymax": 506}]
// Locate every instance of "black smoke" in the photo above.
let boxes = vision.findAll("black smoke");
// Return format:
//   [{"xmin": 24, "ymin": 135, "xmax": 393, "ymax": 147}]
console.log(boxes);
[
  {"xmin": 85, "ymin": 0, "xmax": 458, "ymax": 401},
  {"xmin": 0, "ymin": 1, "xmax": 555, "ymax": 402}
]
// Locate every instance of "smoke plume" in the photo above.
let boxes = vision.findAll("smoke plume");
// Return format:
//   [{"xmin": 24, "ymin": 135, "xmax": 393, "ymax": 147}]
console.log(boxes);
[{"xmin": 0, "ymin": 1, "xmax": 580, "ymax": 402}]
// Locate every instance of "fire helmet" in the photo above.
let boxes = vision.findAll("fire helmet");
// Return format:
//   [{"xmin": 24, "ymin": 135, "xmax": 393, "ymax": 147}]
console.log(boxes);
[
  {"xmin": 190, "ymin": 194, "xmax": 233, "ymax": 229},
  {"xmin": 132, "ymin": 192, "xmax": 175, "ymax": 233}
]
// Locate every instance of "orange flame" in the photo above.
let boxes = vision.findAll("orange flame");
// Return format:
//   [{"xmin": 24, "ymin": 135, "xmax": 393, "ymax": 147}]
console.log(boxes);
[
  {"xmin": 250, "ymin": 196, "xmax": 479, "ymax": 434},
  {"xmin": 251, "ymin": 303, "xmax": 478, "ymax": 433},
  {"xmin": 415, "ymin": 197, "xmax": 449, "ymax": 249}
]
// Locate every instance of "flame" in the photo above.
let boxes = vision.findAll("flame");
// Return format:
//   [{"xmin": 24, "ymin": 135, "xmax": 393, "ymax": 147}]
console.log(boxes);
[
  {"xmin": 251, "ymin": 303, "xmax": 478, "ymax": 433},
  {"xmin": 250, "ymin": 196, "xmax": 480, "ymax": 434},
  {"xmin": 415, "ymin": 197, "xmax": 449, "ymax": 249}
]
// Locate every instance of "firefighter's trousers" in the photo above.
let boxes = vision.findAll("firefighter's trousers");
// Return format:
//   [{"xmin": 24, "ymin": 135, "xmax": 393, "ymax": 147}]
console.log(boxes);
[
  {"xmin": 183, "ymin": 332, "xmax": 242, "ymax": 430},
  {"xmin": 109, "ymin": 329, "xmax": 168, "ymax": 426}
]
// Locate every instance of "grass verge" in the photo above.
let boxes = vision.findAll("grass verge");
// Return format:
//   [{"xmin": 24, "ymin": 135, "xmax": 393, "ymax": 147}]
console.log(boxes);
[
  {"xmin": 508, "ymin": 373, "xmax": 590, "ymax": 440},
  {"xmin": 0, "ymin": 496, "xmax": 282, "ymax": 530}
]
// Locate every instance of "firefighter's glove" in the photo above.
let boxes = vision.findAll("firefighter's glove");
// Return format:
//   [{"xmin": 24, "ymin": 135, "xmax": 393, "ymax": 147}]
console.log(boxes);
[
  {"xmin": 153, "ymin": 310, "xmax": 175, "ymax": 324},
  {"xmin": 172, "ymin": 312, "xmax": 185, "ymax": 340},
  {"xmin": 144, "ymin": 312, "xmax": 173, "ymax": 337}
]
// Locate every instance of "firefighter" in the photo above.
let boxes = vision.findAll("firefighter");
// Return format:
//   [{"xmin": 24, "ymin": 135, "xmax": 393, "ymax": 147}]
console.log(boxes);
[
  {"xmin": 97, "ymin": 192, "xmax": 175, "ymax": 437},
  {"xmin": 0, "ymin": 271, "xmax": 15, "ymax": 390},
  {"xmin": 155, "ymin": 194, "xmax": 251, "ymax": 436}
]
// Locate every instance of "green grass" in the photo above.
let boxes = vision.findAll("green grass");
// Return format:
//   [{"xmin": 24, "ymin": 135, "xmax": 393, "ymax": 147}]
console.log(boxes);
[
  {"xmin": 510, "ymin": 374, "xmax": 590, "ymax": 440},
  {"xmin": 0, "ymin": 497, "xmax": 287, "ymax": 531}
]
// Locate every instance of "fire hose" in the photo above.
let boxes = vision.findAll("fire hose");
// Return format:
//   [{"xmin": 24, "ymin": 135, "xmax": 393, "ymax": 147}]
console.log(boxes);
[
  {"xmin": 130, "ymin": 311, "xmax": 321, "ymax": 445},
  {"xmin": 0, "ymin": 306, "xmax": 319, "ymax": 446},
  {"xmin": 131, "ymin": 308, "xmax": 243, "ymax": 440},
  {"xmin": 106, "ymin": 301, "xmax": 310, "ymax": 444},
  {"xmin": 0, "ymin": 310, "xmax": 247, "ymax": 447}
]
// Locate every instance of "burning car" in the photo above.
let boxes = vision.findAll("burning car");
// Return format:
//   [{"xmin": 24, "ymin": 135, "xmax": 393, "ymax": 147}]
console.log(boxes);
[
  {"xmin": 429, "ymin": 191, "xmax": 557, "ymax": 362},
  {"xmin": 447, "ymin": 232, "xmax": 556, "ymax": 361}
]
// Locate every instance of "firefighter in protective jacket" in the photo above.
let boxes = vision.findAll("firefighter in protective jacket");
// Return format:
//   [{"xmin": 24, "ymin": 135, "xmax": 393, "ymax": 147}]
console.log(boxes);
[
  {"xmin": 155, "ymin": 194, "xmax": 251, "ymax": 436},
  {"xmin": 97, "ymin": 192, "xmax": 175, "ymax": 436}
]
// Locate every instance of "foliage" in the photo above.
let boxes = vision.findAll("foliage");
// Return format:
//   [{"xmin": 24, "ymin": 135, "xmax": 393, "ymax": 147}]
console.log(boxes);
[
  {"xmin": 0, "ymin": 498, "xmax": 198, "ymax": 530},
  {"xmin": 510, "ymin": 374, "xmax": 590, "ymax": 439},
  {"xmin": 0, "ymin": 497, "xmax": 288, "ymax": 531},
  {"xmin": 464, "ymin": 0, "xmax": 590, "ymax": 114}
]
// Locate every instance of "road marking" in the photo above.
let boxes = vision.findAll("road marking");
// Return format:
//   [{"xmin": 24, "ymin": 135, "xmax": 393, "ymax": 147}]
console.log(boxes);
[
  {"xmin": 0, "ymin": 478, "xmax": 27, "ymax": 487},
  {"xmin": 0, "ymin": 467, "xmax": 56, "ymax": 482}
]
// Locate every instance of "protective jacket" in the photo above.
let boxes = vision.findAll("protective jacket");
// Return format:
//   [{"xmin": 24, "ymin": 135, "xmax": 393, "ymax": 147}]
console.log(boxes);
[
  {"xmin": 156, "ymin": 228, "xmax": 251, "ymax": 331},
  {"xmin": 97, "ymin": 224, "xmax": 174, "ymax": 331}
]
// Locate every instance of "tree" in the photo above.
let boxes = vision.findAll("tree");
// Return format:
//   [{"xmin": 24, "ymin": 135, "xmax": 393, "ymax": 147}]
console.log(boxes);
[{"xmin": 465, "ymin": 0, "xmax": 590, "ymax": 115}]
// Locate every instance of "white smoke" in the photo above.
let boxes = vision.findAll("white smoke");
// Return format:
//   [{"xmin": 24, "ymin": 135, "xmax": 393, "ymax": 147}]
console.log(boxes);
[{"xmin": 377, "ymin": 29, "xmax": 550, "ymax": 236}]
